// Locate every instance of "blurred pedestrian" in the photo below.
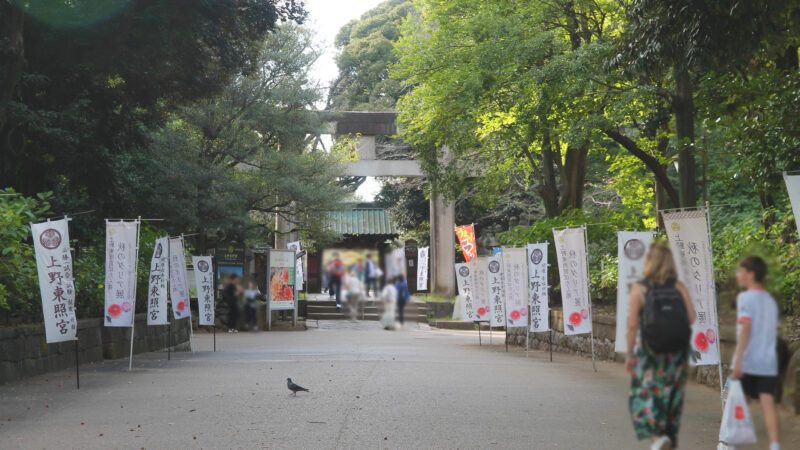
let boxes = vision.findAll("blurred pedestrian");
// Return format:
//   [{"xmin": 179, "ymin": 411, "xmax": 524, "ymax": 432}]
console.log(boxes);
[
  {"xmin": 223, "ymin": 273, "xmax": 243, "ymax": 333},
  {"xmin": 625, "ymin": 243, "xmax": 695, "ymax": 450},
  {"xmin": 394, "ymin": 274, "xmax": 410, "ymax": 328},
  {"xmin": 328, "ymin": 252, "xmax": 344, "ymax": 308},
  {"xmin": 379, "ymin": 281, "xmax": 397, "ymax": 330},
  {"xmin": 243, "ymin": 280, "xmax": 262, "ymax": 331},
  {"xmin": 343, "ymin": 269, "xmax": 363, "ymax": 320},
  {"xmin": 365, "ymin": 253, "xmax": 378, "ymax": 298},
  {"xmin": 731, "ymin": 256, "xmax": 780, "ymax": 450}
]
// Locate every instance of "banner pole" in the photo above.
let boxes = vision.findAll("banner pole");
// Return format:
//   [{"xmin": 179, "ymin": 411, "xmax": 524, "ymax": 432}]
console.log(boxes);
[
  {"xmin": 75, "ymin": 338, "xmax": 80, "ymax": 389},
  {"xmin": 583, "ymin": 226, "xmax": 597, "ymax": 372},
  {"xmin": 128, "ymin": 217, "xmax": 142, "ymax": 371},
  {"xmin": 705, "ymin": 202, "xmax": 725, "ymax": 407},
  {"xmin": 477, "ymin": 322, "xmax": 481, "ymax": 346},
  {"xmin": 182, "ymin": 234, "xmax": 195, "ymax": 353},
  {"xmin": 489, "ymin": 326, "xmax": 492, "ymax": 345},
  {"xmin": 167, "ymin": 322, "xmax": 171, "ymax": 360},
  {"xmin": 213, "ymin": 325, "xmax": 216, "ymax": 352},
  {"xmin": 526, "ymin": 307, "xmax": 530, "ymax": 357}
]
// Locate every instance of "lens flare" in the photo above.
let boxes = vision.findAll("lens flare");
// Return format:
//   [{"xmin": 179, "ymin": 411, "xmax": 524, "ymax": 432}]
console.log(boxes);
[{"xmin": 13, "ymin": 0, "xmax": 132, "ymax": 29}]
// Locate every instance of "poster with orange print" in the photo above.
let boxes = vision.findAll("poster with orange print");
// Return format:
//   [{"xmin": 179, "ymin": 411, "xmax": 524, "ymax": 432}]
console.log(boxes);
[
  {"xmin": 455, "ymin": 224, "xmax": 477, "ymax": 262},
  {"xmin": 268, "ymin": 249, "xmax": 295, "ymax": 311}
]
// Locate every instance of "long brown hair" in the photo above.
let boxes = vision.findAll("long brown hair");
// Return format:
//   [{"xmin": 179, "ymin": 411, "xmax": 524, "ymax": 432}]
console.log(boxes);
[{"xmin": 642, "ymin": 243, "xmax": 678, "ymax": 286}]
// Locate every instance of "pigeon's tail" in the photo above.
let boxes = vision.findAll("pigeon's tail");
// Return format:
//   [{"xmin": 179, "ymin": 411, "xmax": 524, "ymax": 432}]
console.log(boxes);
[{"xmin": 299, "ymin": 387, "xmax": 309, "ymax": 392}]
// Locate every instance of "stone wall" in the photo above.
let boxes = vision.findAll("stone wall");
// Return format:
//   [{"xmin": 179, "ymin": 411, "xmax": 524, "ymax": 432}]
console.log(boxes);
[
  {"xmin": 0, "ymin": 313, "xmax": 190, "ymax": 384},
  {"xmin": 426, "ymin": 301, "xmax": 454, "ymax": 319},
  {"xmin": 506, "ymin": 309, "xmax": 798, "ymax": 412}
]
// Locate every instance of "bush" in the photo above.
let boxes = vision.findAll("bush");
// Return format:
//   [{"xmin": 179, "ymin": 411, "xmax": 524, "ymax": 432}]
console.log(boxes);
[
  {"xmin": 0, "ymin": 188, "xmax": 53, "ymax": 321},
  {"xmin": 1, "ymin": 188, "xmax": 174, "ymax": 323},
  {"xmin": 499, "ymin": 208, "xmax": 650, "ymax": 307}
]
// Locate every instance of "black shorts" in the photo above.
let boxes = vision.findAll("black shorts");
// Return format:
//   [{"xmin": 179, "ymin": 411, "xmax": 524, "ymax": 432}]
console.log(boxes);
[{"xmin": 740, "ymin": 374, "xmax": 778, "ymax": 399}]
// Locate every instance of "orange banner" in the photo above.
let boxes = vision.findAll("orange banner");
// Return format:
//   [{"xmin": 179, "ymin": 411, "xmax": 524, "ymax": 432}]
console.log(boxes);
[{"xmin": 455, "ymin": 224, "xmax": 477, "ymax": 262}]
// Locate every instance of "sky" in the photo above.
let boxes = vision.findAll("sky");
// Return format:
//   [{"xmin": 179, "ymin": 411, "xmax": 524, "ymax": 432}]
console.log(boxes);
[{"xmin": 304, "ymin": 0, "xmax": 386, "ymax": 202}]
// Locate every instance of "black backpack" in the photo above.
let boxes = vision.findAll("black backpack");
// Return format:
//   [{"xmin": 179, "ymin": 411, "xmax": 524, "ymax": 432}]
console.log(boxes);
[{"xmin": 639, "ymin": 279, "xmax": 691, "ymax": 354}]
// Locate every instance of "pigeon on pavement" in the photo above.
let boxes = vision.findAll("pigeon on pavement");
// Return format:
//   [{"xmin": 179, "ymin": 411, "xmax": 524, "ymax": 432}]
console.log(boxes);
[{"xmin": 287, "ymin": 378, "xmax": 309, "ymax": 396}]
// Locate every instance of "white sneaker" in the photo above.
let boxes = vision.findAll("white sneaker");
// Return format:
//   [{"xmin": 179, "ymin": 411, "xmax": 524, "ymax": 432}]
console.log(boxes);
[
  {"xmin": 336, "ymin": 304, "xmax": 342, "ymax": 308},
  {"xmin": 651, "ymin": 436, "xmax": 671, "ymax": 450}
]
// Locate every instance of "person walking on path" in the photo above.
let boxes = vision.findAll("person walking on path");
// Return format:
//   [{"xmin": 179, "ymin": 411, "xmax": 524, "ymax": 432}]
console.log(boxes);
[
  {"xmin": 625, "ymin": 243, "xmax": 695, "ymax": 450},
  {"xmin": 731, "ymin": 256, "xmax": 781, "ymax": 450},
  {"xmin": 364, "ymin": 253, "xmax": 378, "ymax": 298},
  {"xmin": 343, "ymin": 269, "xmax": 364, "ymax": 320},
  {"xmin": 379, "ymin": 281, "xmax": 398, "ymax": 330},
  {"xmin": 394, "ymin": 274, "xmax": 411, "ymax": 327},
  {"xmin": 328, "ymin": 252, "xmax": 345, "ymax": 308},
  {"xmin": 243, "ymin": 281, "xmax": 262, "ymax": 331},
  {"xmin": 223, "ymin": 274, "xmax": 243, "ymax": 333}
]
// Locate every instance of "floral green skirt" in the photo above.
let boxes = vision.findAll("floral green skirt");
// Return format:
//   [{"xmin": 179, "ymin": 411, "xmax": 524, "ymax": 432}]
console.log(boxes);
[{"xmin": 629, "ymin": 347, "xmax": 688, "ymax": 446}]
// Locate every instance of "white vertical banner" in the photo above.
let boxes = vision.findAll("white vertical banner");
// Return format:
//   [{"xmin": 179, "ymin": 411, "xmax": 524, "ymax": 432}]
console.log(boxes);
[
  {"xmin": 614, "ymin": 231, "xmax": 655, "ymax": 352},
  {"xmin": 526, "ymin": 243, "xmax": 549, "ymax": 332},
  {"xmin": 553, "ymin": 228, "xmax": 592, "ymax": 335},
  {"xmin": 416, "ymin": 246, "xmax": 429, "ymax": 291},
  {"xmin": 487, "ymin": 253, "xmax": 506, "ymax": 327},
  {"xmin": 287, "ymin": 241, "xmax": 304, "ymax": 290},
  {"xmin": 784, "ymin": 173, "xmax": 800, "ymax": 238},
  {"xmin": 454, "ymin": 262, "xmax": 475, "ymax": 321},
  {"xmin": 31, "ymin": 219, "xmax": 78, "ymax": 343},
  {"xmin": 147, "ymin": 237, "xmax": 169, "ymax": 325},
  {"xmin": 471, "ymin": 257, "xmax": 491, "ymax": 322},
  {"xmin": 192, "ymin": 256, "xmax": 214, "ymax": 326},
  {"xmin": 662, "ymin": 211, "xmax": 720, "ymax": 365},
  {"xmin": 502, "ymin": 248, "xmax": 528, "ymax": 328},
  {"xmin": 104, "ymin": 221, "xmax": 139, "ymax": 327},
  {"xmin": 169, "ymin": 237, "xmax": 191, "ymax": 320}
]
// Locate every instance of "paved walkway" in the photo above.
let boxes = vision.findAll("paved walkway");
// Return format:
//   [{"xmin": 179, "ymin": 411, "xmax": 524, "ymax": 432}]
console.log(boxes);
[{"xmin": 0, "ymin": 322, "xmax": 797, "ymax": 449}]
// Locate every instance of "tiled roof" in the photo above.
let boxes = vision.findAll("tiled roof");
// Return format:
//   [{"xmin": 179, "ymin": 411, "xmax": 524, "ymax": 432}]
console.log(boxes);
[{"xmin": 329, "ymin": 208, "xmax": 398, "ymax": 235}]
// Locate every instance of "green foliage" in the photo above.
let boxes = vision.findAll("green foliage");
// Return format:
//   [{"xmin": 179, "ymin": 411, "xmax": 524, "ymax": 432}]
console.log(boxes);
[
  {"xmin": 0, "ymin": 189, "xmax": 52, "ymax": 316},
  {"xmin": 711, "ymin": 207, "xmax": 800, "ymax": 315},
  {"xmin": 329, "ymin": 0, "xmax": 412, "ymax": 111}
]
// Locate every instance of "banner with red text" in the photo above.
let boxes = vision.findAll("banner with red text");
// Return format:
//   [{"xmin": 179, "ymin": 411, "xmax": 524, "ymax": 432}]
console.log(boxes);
[
  {"xmin": 147, "ymin": 237, "xmax": 169, "ymax": 325},
  {"xmin": 104, "ymin": 221, "xmax": 139, "ymax": 327},
  {"xmin": 31, "ymin": 219, "xmax": 77, "ymax": 343},
  {"xmin": 192, "ymin": 256, "xmax": 214, "ymax": 326},
  {"xmin": 502, "ymin": 248, "xmax": 528, "ymax": 328},
  {"xmin": 454, "ymin": 262, "xmax": 475, "ymax": 321},
  {"xmin": 455, "ymin": 224, "xmax": 477, "ymax": 262},
  {"xmin": 169, "ymin": 237, "xmax": 191, "ymax": 320},
  {"xmin": 662, "ymin": 211, "xmax": 720, "ymax": 366},
  {"xmin": 614, "ymin": 231, "xmax": 655, "ymax": 353},
  {"xmin": 487, "ymin": 254, "xmax": 506, "ymax": 327},
  {"xmin": 471, "ymin": 257, "xmax": 491, "ymax": 322},
  {"xmin": 287, "ymin": 241, "xmax": 304, "ymax": 290},
  {"xmin": 553, "ymin": 228, "xmax": 592, "ymax": 335},
  {"xmin": 526, "ymin": 243, "xmax": 549, "ymax": 332}
]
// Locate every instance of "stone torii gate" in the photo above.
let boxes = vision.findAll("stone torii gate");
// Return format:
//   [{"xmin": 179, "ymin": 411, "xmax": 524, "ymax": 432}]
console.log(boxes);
[{"xmin": 327, "ymin": 111, "xmax": 456, "ymax": 297}]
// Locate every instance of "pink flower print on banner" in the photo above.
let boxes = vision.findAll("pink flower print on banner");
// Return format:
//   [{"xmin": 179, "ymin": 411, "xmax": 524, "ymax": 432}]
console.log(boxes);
[
  {"xmin": 694, "ymin": 332, "xmax": 709, "ymax": 352},
  {"xmin": 177, "ymin": 301, "xmax": 186, "ymax": 312},
  {"xmin": 108, "ymin": 304, "xmax": 122, "ymax": 317},
  {"xmin": 510, "ymin": 310, "xmax": 521, "ymax": 320},
  {"xmin": 477, "ymin": 307, "xmax": 487, "ymax": 316},
  {"xmin": 520, "ymin": 308, "xmax": 527, "ymax": 316},
  {"xmin": 569, "ymin": 312, "xmax": 582, "ymax": 326},
  {"xmin": 581, "ymin": 308, "xmax": 588, "ymax": 319},
  {"xmin": 706, "ymin": 328, "xmax": 716, "ymax": 344},
  {"xmin": 122, "ymin": 302, "xmax": 132, "ymax": 313}
]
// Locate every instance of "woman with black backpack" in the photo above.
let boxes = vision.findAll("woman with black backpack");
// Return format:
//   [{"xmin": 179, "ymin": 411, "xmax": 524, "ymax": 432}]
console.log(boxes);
[{"xmin": 625, "ymin": 243, "xmax": 695, "ymax": 450}]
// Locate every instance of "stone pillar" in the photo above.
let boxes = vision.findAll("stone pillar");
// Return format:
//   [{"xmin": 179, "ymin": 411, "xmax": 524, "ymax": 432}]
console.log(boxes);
[
  {"xmin": 274, "ymin": 213, "xmax": 297, "ymax": 250},
  {"xmin": 430, "ymin": 195, "xmax": 456, "ymax": 297}
]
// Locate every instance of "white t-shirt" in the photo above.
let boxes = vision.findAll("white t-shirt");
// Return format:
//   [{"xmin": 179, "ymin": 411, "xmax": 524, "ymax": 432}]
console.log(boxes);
[{"xmin": 734, "ymin": 289, "xmax": 779, "ymax": 376}]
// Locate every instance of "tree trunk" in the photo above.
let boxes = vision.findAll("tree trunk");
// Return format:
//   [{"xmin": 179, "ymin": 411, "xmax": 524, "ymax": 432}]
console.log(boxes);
[
  {"xmin": 538, "ymin": 132, "xmax": 561, "ymax": 218},
  {"xmin": 557, "ymin": 146, "xmax": 588, "ymax": 212},
  {"xmin": 673, "ymin": 66, "xmax": 697, "ymax": 207}
]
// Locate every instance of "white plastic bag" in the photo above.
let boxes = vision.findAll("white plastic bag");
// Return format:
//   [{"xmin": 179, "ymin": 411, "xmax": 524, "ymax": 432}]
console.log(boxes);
[{"xmin": 718, "ymin": 380, "xmax": 757, "ymax": 445}]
